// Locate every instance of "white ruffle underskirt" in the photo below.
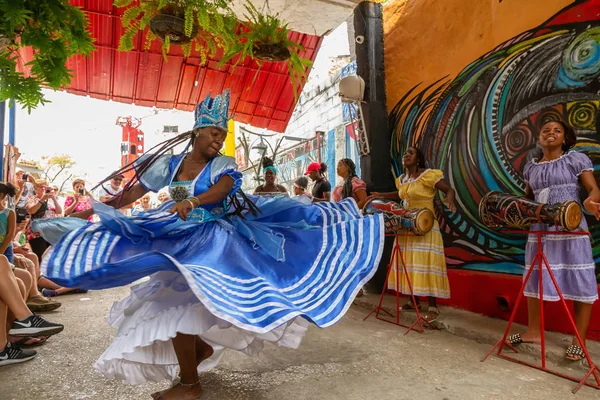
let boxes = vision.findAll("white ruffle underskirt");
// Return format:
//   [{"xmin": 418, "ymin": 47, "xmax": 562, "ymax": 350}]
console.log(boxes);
[{"xmin": 94, "ymin": 271, "xmax": 309, "ymax": 385}]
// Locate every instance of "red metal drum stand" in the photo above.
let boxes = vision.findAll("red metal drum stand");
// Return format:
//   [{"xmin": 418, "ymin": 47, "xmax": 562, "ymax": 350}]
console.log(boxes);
[
  {"xmin": 363, "ymin": 233, "xmax": 432, "ymax": 335},
  {"xmin": 482, "ymin": 230, "xmax": 600, "ymax": 394}
]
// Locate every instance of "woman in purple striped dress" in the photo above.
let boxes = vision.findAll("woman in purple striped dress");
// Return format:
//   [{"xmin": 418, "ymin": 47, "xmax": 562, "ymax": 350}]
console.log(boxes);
[{"xmin": 507, "ymin": 120, "xmax": 600, "ymax": 361}]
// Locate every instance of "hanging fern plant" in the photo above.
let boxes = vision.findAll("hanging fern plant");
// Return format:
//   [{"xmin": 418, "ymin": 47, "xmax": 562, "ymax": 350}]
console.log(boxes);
[
  {"xmin": 115, "ymin": 0, "xmax": 238, "ymax": 63},
  {"xmin": 0, "ymin": 0, "xmax": 96, "ymax": 112},
  {"xmin": 116, "ymin": 0, "xmax": 313, "ymax": 99},
  {"xmin": 217, "ymin": 1, "xmax": 313, "ymax": 99}
]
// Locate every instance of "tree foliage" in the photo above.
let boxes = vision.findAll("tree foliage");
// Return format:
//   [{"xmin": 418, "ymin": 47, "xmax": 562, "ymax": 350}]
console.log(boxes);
[{"xmin": 0, "ymin": 0, "xmax": 96, "ymax": 112}]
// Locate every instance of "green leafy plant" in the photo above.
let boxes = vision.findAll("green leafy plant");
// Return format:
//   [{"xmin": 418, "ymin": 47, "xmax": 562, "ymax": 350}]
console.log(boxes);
[
  {"xmin": 116, "ymin": 0, "xmax": 313, "ymax": 99},
  {"xmin": 0, "ymin": 0, "xmax": 96, "ymax": 112},
  {"xmin": 217, "ymin": 1, "xmax": 313, "ymax": 99},
  {"xmin": 115, "ymin": 0, "xmax": 238, "ymax": 63}
]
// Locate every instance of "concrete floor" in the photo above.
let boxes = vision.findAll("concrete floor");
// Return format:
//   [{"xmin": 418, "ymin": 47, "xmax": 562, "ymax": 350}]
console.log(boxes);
[{"xmin": 1, "ymin": 287, "xmax": 599, "ymax": 400}]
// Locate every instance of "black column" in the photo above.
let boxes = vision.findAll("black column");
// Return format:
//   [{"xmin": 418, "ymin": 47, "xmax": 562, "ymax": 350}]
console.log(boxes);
[
  {"xmin": 354, "ymin": 1, "xmax": 395, "ymax": 193},
  {"xmin": 354, "ymin": 1, "xmax": 395, "ymax": 293}
]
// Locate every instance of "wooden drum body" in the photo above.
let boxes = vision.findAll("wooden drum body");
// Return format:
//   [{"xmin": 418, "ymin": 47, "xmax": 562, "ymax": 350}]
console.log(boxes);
[
  {"xmin": 478, "ymin": 191, "xmax": 582, "ymax": 231},
  {"xmin": 362, "ymin": 198, "xmax": 435, "ymax": 235}
]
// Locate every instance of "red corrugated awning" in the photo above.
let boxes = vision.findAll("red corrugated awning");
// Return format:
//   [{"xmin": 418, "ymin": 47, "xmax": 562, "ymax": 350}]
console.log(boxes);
[{"xmin": 16, "ymin": 1, "xmax": 323, "ymax": 133}]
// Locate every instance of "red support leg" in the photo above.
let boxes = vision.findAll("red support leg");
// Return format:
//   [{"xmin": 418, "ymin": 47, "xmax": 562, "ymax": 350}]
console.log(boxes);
[
  {"xmin": 481, "ymin": 251, "xmax": 539, "ymax": 361},
  {"xmin": 363, "ymin": 246, "xmax": 396, "ymax": 321},
  {"xmin": 363, "ymin": 234, "xmax": 432, "ymax": 335},
  {"xmin": 482, "ymin": 230, "xmax": 600, "ymax": 394},
  {"xmin": 538, "ymin": 233, "xmax": 546, "ymax": 369}
]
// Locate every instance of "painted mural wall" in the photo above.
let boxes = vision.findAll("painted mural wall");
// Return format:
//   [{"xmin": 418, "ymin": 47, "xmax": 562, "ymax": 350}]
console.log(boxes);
[{"xmin": 383, "ymin": 0, "xmax": 600, "ymax": 278}]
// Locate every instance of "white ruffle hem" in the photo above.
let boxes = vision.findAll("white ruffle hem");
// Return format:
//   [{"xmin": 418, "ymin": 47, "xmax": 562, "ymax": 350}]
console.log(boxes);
[{"xmin": 94, "ymin": 271, "xmax": 309, "ymax": 385}]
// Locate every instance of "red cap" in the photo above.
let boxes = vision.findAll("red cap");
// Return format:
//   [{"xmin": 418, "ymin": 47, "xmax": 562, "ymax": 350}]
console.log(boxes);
[{"xmin": 304, "ymin": 162, "xmax": 321, "ymax": 175}]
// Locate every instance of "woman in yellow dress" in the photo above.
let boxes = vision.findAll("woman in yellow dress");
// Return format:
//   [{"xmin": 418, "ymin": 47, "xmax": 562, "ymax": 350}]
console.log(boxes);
[{"xmin": 370, "ymin": 147, "xmax": 456, "ymax": 322}]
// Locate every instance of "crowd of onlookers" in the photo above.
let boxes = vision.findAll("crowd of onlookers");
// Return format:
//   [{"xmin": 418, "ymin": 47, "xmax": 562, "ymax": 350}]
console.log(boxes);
[{"xmin": 0, "ymin": 170, "xmax": 174, "ymax": 367}]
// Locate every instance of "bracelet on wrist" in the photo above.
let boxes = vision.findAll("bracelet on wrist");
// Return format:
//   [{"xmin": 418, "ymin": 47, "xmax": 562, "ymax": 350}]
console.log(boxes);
[{"xmin": 185, "ymin": 197, "xmax": 200, "ymax": 208}]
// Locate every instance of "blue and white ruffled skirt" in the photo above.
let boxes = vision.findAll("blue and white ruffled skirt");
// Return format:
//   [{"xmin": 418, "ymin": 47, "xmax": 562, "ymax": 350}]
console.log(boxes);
[{"xmin": 33, "ymin": 196, "xmax": 384, "ymax": 384}]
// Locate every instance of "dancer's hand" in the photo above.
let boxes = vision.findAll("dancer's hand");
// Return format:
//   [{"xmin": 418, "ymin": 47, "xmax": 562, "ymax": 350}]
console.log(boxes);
[
  {"xmin": 584, "ymin": 198, "xmax": 600, "ymax": 220},
  {"xmin": 170, "ymin": 201, "xmax": 193, "ymax": 221}
]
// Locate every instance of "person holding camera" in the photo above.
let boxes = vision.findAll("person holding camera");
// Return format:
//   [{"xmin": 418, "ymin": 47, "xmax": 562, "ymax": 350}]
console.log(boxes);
[
  {"xmin": 64, "ymin": 179, "xmax": 93, "ymax": 221},
  {"xmin": 25, "ymin": 179, "xmax": 62, "ymax": 260},
  {"xmin": 15, "ymin": 171, "xmax": 35, "ymax": 219}
]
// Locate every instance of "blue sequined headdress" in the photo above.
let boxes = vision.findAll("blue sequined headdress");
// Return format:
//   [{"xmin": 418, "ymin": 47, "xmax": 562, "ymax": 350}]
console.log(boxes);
[{"xmin": 193, "ymin": 89, "xmax": 231, "ymax": 131}]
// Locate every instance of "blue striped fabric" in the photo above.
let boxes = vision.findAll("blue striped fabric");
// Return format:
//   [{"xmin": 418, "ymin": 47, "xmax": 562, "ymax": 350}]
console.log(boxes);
[{"xmin": 36, "ymin": 197, "xmax": 384, "ymax": 333}]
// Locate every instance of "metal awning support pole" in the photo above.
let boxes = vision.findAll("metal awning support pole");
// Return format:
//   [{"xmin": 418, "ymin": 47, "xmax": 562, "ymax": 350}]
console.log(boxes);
[
  {"xmin": 0, "ymin": 102, "xmax": 6, "ymax": 180},
  {"xmin": 8, "ymin": 101, "xmax": 15, "ymax": 145}
]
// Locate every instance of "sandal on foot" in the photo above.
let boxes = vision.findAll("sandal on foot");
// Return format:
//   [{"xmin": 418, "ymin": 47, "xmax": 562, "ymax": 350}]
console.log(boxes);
[
  {"xmin": 506, "ymin": 334, "xmax": 524, "ymax": 345},
  {"xmin": 566, "ymin": 345, "xmax": 585, "ymax": 361},
  {"xmin": 401, "ymin": 301, "xmax": 421, "ymax": 311},
  {"xmin": 424, "ymin": 306, "xmax": 440, "ymax": 322}
]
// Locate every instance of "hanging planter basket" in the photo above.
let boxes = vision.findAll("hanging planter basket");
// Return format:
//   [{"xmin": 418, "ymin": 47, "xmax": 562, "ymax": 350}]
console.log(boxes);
[
  {"xmin": 253, "ymin": 43, "xmax": 291, "ymax": 62},
  {"xmin": 149, "ymin": 13, "xmax": 198, "ymax": 44}
]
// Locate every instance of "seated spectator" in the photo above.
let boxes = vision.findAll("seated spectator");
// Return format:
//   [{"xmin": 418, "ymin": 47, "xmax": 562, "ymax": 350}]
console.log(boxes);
[
  {"xmin": 131, "ymin": 194, "xmax": 152, "ymax": 215},
  {"xmin": 0, "ymin": 255, "xmax": 64, "ymax": 366},
  {"xmin": 64, "ymin": 179, "xmax": 93, "ymax": 221},
  {"xmin": 12, "ymin": 215, "xmax": 61, "ymax": 312},
  {"xmin": 25, "ymin": 179, "xmax": 62, "ymax": 261},
  {"xmin": 14, "ymin": 170, "xmax": 35, "ymax": 221},
  {"xmin": 157, "ymin": 190, "xmax": 171, "ymax": 205},
  {"xmin": 0, "ymin": 183, "xmax": 17, "ymax": 264}
]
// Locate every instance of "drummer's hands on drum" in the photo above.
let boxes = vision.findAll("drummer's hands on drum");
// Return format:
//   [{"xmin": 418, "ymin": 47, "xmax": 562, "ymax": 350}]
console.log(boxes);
[
  {"xmin": 583, "ymin": 198, "xmax": 600, "ymax": 220},
  {"xmin": 170, "ymin": 200, "xmax": 193, "ymax": 221}
]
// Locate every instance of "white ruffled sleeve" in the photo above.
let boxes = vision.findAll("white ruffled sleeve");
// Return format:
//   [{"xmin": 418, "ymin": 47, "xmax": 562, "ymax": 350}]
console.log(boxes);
[
  {"xmin": 210, "ymin": 156, "xmax": 242, "ymax": 196},
  {"xmin": 133, "ymin": 154, "xmax": 173, "ymax": 193},
  {"xmin": 567, "ymin": 151, "xmax": 594, "ymax": 177}
]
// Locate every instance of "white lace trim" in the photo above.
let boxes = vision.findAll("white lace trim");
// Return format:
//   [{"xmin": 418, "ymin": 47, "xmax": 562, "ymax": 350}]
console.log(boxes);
[
  {"xmin": 524, "ymin": 291, "xmax": 598, "ymax": 304},
  {"xmin": 531, "ymin": 152, "xmax": 569, "ymax": 165},
  {"xmin": 399, "ymin": 169, "xmax": 432, "ymax": 185},
  {"xmin": 577, "ymin": 168, "xmax": 594, "ymax": 177},
  {"xmin": 527, "ymin": 234, "xmax": 590, "ymax": 243},
  {"xmin": 524, "ymin": 263, "xmax": 596, "ymax": 270}
]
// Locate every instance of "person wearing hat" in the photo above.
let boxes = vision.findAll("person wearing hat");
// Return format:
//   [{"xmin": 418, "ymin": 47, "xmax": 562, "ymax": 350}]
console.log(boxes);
[
  {"xmin": 305, "ymin": 162, "xmax": 331, "ymax": 202},
  {"xmin": 31, "ymin": 90, "xmax": 385, "ymax": 399},
  {"xmin": 97, "ymin": 174, "xmax": 124, "ymax": 203}
]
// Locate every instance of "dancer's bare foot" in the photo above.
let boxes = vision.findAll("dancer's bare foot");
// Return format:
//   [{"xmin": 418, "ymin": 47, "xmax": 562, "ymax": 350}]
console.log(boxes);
[{"xmin": 151, "ymin": 382, "xmax": 202, "ymax": 400}]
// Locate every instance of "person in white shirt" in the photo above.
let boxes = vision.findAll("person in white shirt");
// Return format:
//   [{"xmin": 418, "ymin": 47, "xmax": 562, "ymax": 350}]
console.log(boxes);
[{"xmin": 97, "ymin": 174, "xmax": 124, "ymax": 203}]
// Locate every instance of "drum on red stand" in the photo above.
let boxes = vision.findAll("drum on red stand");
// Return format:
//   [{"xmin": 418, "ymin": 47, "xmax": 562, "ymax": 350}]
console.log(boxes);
[{"xmin": 362, "ymin": 198, "xmax": 434, "ymax": 236}]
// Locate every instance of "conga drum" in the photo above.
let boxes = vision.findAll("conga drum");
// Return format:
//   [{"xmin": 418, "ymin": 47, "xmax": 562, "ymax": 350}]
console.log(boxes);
[
  {"xmin": 478, "ymin": 191, "xmax": 582, "ymax": 231},
  {"xmin": 363, "ymin": 198, "xmax": 435, "ymax": 235}
]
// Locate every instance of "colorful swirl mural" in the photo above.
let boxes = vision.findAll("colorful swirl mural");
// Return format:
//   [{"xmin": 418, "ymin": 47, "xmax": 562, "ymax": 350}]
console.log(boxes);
[{"xmin": 390, "ymin": 1, "xmax": 600, "ymax": 278}]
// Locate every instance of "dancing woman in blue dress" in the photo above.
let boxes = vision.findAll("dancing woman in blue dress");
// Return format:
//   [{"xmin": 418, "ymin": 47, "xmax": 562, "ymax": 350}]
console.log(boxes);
[{"xmin": 32, "ymin": 90, "xmax": 384, "ymax": 399}]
